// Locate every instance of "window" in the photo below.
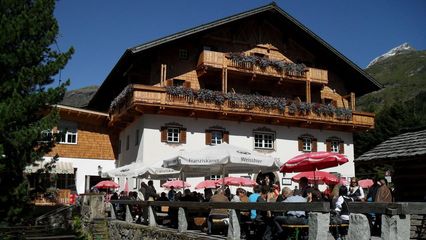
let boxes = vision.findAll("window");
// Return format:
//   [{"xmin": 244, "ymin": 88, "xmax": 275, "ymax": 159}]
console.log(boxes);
[
  {"xmin": 209, "ymin": 175, "xmax": 221, "ymax": 181},
  {"xmin": 298, "ymin": 134, "xmax": 317, "ymax": 152},
  {"xmin": 326, "ymin": 137, "xmax": 344, "ymax": 154},
  {"xmin": 58, "ymin": 128, "xmax": 77, "ymax": 144},
  {"xmin": 303, "ymin": 138, "xmax": 312, "ymax": 152},
  {"xmin": 135, "ymin": 129, "xmax": 140, "ymax": 146},
  {"xmin": 205, "ymin": 127, "xmax": 229, "ymax": 145},
  {"xmin": 178, "ymin": 49, "xmax": 188, "ymax": 60},
  {"xmin": 331, "ymin": 140, "xmax": 340, "ymax": 153},
  {"xmin": 161, "ymin": 123, "xmax": 186, "ymax": 144},
  {"xmin": 167, "ymin": 128, "xmax": 179, "ymax": 143},
  {"xmin": 40, "ymin": 130, "xmax": 53, "ymax": 143},
  {"xmin": 254, "ymin": 132, "xmax": 274, "ymax": 149},
  {"xmin": 172, "ymin": 79, "xmax": 185, "ymax": 87},
  {"xmin": 211, "ymin": 131, "xmax": 223, "ymax": 144}
]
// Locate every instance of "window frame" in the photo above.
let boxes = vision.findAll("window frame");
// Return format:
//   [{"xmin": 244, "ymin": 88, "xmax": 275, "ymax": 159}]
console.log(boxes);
[
  {"xmin": 330, "ymin": 140, "xmax": 340, "ymax": 153},
  {"xmin": 167, "ymin": 127, "xmax": 180, "ymax": 143},
  {"xmin": 254, "ymin": 131, "xmax": 275, "ymax": 150},
  {"xmin": 58, "ymin": 128, "xmax": 78, "ymax": 145},
  {"xmin": 302, "ymin": 137, "xmax": 312, "ymax": 152},
  {"xmin": 39, "ymin": 130, "xmax": 53, "ymax": 143},
  {"xmin": 178, "ymin": 49, "xmax": 188, "ymax": 60},
  {"xmin": 211, "ymin": 130, "xmax": 223, "ymax": 145}
]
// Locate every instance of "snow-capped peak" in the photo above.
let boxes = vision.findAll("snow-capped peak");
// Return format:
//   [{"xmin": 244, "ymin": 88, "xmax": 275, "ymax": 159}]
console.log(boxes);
[{"xmin": 367, "ymin": 43, "xmax": 415, "ymax": 68}]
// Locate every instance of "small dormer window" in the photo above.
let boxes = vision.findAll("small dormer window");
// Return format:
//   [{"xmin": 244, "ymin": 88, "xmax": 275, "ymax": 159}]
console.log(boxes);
[
  {"xmin": 172, "ymin": 79, "xmax": 185, "ymax": 87},
  {"xmin": 178, "ymin": 49, "xmax": 188, "ymax": 60},
  {"xmin": 252, "ymin": 52, "xmax": 268, "ymax": 59}
]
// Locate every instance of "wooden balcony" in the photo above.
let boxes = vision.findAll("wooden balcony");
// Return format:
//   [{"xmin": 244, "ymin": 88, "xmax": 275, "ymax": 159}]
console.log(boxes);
[
  {"xmin": 109, "ymin": 84, "xmax": 374, "ymax": 131},
  {"xmin": 197, "ymin": 50, "xmax": 328, "ymax": 84}
]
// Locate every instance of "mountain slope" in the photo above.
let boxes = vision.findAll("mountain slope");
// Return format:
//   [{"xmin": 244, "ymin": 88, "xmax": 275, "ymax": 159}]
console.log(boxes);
[
  {"xmin": 357, "ymin": 49, "xmax": 426, "ymax": 112},
  {"xmin": 60, "ymin": 85, "xmax": 99, "ymax": 108}
]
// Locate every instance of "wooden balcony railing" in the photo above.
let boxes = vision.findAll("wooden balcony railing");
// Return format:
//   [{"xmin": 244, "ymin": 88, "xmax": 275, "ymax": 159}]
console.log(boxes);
[
  {"xmin": 197, "ymin": 50, "xmax": 328, "ymax": 84},
  {"xmin": 109, "ymin": 84, "xmax": 374, "ymax": 130}
]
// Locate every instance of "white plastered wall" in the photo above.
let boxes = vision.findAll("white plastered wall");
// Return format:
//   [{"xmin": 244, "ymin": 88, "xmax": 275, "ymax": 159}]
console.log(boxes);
[{"xmin": 116, "ymin": 114, "xmax": 355, "ymax": 193}]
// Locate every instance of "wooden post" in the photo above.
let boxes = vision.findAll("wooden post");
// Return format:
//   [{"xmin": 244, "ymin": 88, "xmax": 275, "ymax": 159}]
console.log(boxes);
[
  {"xmin": 222, "ymin": 67, "xmax": 227, "ymax": 93},
  {"xmin": 350, "ymin": 92, "xmax": 355, "ymax": 110},
  {"xmin": 306, "ymin": 80, "xmax": 311, "ymax": 103},
  {"xmin": 160, "ymin": 64, "xmax": 167, "ymax": 86}
]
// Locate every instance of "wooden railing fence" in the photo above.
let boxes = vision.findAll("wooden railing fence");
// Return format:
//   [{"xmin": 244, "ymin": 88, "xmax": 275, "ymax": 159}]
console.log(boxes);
[{"xmin": 100, "ymin": 199, "xmax": 426, "ymax": 240}]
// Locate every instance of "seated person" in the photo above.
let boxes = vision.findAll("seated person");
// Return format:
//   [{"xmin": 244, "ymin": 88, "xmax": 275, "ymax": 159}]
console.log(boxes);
[
  {"xmin": 331, "ymin": 185, "xmax": 352, "ymax": 239},
  {"xmin": 208, "ymin": 189, "xmax": 229, "ymax": 234},
  {"xmin": 273, "ymin": 189, "xmax": 308, "ymax": 238}
]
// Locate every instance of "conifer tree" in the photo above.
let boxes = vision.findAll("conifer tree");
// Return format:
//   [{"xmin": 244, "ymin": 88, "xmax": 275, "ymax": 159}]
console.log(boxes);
[{"xmin": 0, "ymin": 0, "xmax": 73, "ymax": 223}]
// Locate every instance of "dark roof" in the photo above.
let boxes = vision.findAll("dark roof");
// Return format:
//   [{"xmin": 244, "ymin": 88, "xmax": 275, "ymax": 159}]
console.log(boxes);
[
  {"xmin": 355, "ymin": 129, "xmax": 426, "ymax": 162},
  {"xmin": 88, "ymin": 2, "xmax": 382, "ymax": 110},
  {"xmin": 129, "ymin": 3, "xmax": 381, "ymax": 89}
]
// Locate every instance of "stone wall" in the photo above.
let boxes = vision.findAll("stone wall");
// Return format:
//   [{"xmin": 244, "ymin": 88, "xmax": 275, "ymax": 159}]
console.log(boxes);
[
  {"xmin": 108, "ymin": 220, "xmax": 214, "ymax": 240},
  {"xmin": 411, "ymin": 214, "xmax": 426, "ymax": 239}
]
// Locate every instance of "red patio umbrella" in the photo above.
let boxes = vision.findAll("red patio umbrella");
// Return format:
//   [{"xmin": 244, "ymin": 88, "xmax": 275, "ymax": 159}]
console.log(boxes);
[
  {"xmin": 123, "ymin": 180, "xmax": 129, "ymax": 193},
  {"xmin": 280, "ymin": 152, "xmax": 349, "ymax": 173},
  {"xmin": 291, "ymin": 171, "xmax": 339, "ymax": 185},
  {"xmin": 95, "ymin": 180, "xmax": 119, "ymax": 189},
  {"xmin": 215, "ymin": 177, "xmax": 257, "ymax": 187},
  {"xmin": 358, "ymin": 179, "xmax": 374, "ymax": 188},
  {"xmin": 162, "ymin": 180, "xmax": 191, "ymax": 189},
  {"xmin": 195, "ymin": 180, "xmax": 218, "ymax": 189}
]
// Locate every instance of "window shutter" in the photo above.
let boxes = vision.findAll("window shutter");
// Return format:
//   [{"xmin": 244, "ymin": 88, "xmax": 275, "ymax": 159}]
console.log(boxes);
[
  {"xmin": 312, "ymin": 138, "xmax": 317, "ymax": 152},
  {"xmin": 160, "ymin": 127, "xmax": 167, "ymax": 142},
  {"xmin": 183, "ymin": 81, "xmax": 191, "ymax": 88},
  {"xmin": 165, "ymin": 79, "xmax": 172, "ymax": 86},
  {"xmin": 223, "ymin": 131, "xmax": 229, "ymax": 143},
  {"xmin": 180, "ymin": 128, "xmax": 187, "ymax": 144},
  {"xmin": 298, "ymin": 138, "xmax": 303, "ymax": 151},
  {"xmin": 326, "ymin": 139, "xmax": 331, "ymax": 152},
  {"xmin": 205, "ymin": 130, "xmax": 212, "ymax": 145},
  {"xmin": 339, "ymin": 141, "xmax": 345, "ymax": 154}
]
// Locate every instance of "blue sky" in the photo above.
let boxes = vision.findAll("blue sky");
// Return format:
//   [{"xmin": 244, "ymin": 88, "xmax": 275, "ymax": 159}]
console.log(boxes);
[{"xmin": 54, "ymin": 0, "xmax": 426, "ymax": 90}]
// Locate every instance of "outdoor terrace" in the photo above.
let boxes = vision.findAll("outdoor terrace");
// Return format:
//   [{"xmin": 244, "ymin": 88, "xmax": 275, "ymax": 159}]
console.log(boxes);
[
  {"xmin": 197, "ymin": 50, "xmax": 328, "ymax": 84},
  {"xmin": 108, "ymin": 84, "xmax": 374, "ymax": 131}
]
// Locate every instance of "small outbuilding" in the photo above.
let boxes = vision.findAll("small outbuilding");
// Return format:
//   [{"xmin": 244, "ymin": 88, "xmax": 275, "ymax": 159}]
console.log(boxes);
[{"xmin": 355, "ymin": 128, "xmax": 426, "ymax": 201}]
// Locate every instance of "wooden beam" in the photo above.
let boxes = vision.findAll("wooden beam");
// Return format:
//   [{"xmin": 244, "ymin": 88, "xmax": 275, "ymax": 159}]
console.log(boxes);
[
  {"xmin": 218, "ymin": 112, "xmax": 228, "ymax": 120},
  {"xmin": 306, "ymin": 80, "xmax": 311, "ymax": 103},
  {"xmin": 222, "ymin": 67, "xmax": 227, "ymax": 93},
  {"xmin": 350, "ymin": 92, "xmax": 356, "ymax": 110},
  {"xmin": 134, "ymin": 106, "xmax": 144, "ymax": 114},
  {"xmin": 160, "ymin": 64, "xmax": 167, "ymax": 86}
]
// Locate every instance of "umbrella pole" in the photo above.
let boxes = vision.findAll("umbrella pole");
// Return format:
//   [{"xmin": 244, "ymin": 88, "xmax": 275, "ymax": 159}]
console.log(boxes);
[{"xmin": 222, "ymin": 165, "xmax": 225, "ymax": 190}]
